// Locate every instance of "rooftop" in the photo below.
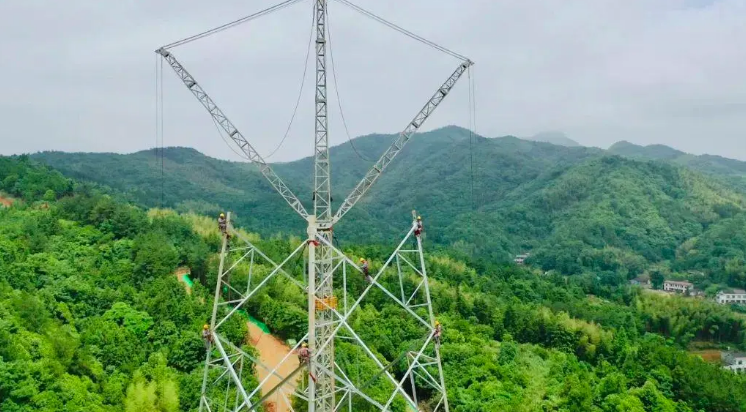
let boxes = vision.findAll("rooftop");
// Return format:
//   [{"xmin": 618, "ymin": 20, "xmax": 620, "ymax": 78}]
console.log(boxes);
[
  {"xmin": 718, "ymin": 289, "xmax": 746, "ymax": 295},
  {"xmin": 664, "ymin": 280, "xmax": 693, "ymax": 286}
]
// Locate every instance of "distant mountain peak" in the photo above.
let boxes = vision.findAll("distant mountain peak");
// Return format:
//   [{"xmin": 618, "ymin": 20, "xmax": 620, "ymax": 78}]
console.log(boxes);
[
  {"xmin": 525, "ymin": 131, "xmax": 580, "ymax": 147},
  {"xmin": 608, "ymin": 141, "xmax": 684, "ymax": 160}
]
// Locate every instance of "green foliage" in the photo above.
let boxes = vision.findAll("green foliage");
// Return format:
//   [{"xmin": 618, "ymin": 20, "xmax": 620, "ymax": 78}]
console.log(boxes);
[
  {"xmin": 5, "ymin": 151, "xmax": 746, "ymax": 411},
  {"xmin": 31, "ymin": 128, "xmax": 746, "ymax": 290}
]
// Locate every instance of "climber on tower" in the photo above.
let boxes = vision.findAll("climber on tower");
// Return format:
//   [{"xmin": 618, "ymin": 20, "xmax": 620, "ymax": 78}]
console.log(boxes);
[
  {"xmin": 298, "ymin": 342, "xmax": 317, "ymax": 383},
  {"xmin": 218, "ymin": 213, "xmax": 228, "ymax": 236},
  {"xmin": 360, "ymin": 258, "xmax": 372, "ymax": 283},
  {"xmin": 202, "ymin": 324, "xmax": 214, "ymax": 347},
  {"xmin": 433, "ymin": 320, "xmax": 442, "ymax": 347},
  {"xmin": 412, "ymin": 215, "xmax": 424, "ymax": 248},
  {"xmin": 298, "ymin": 342, "xmax": 311, "ymax": 364}
]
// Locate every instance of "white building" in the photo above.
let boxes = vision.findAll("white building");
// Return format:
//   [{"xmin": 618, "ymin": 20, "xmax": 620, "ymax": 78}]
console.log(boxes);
[
  {"xmin": 663, "ymin": 280, "xmax": 693, "ymax": 293},
  {"xmin": 722, "ymin": 351, "xmax": 746, "ymax": 373},
  {"xmin": 514, "ymin": 253, "xmax": 530, "ymax": 265},
  {"xmin": 716, "ymin": 289, "xmax": 746, "ymax": 305}
]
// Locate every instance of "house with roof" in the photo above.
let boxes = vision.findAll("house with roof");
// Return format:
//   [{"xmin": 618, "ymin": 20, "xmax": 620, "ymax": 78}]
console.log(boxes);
[
  {"xmin": 629, "ymin": 275, "xmax": 651, "ymax": 289},
  {"xmin": 722, "ymin": 351, "xmax": 746, "ymax": 373},
  {"xmin": 716, "ymin": 289, "xmax": 746, "ymax": 305},
  {"xmin": 663, "ymin": 280, "xmax": 693, "ymax": 294},
  {"xmin": 514, "ymin": 253, "xmax": 530, "ymax": 265}
]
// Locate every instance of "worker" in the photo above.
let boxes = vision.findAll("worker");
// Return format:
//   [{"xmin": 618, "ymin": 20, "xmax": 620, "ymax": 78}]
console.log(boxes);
[
  {"xmin": 413, "ymin": 215, "xmax": 424, "ymax": 248},
  {"xmin": 360, "ymin": 258, "xmax": 372, "ymax": 283},
  {"xmin": 218, "ymin": 213, "xmax": 227, "ymax": 235},
  {"xmin": 202, "ymin": 324, "xmax": 213, "ymax": 347},
  {"xmin": 298, "ymin": 342, "xmax": 311, "ymax": 364},
  {"xmin": 433, "ymin": 320, "xmax": 442, "ymax": 346},
  {"xmin": 297, "ymin": 342, "xmax": 317, "ymax": 383},
  {"xmin": 414, "ymin": 216, "xmax": 423, "ymax": 237}
]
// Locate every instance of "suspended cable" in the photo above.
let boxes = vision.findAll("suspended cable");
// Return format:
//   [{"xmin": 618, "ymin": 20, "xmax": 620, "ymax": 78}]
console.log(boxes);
[
  {"xmin": 326, "ymin": 3, "xmax": 373, "ymax": 163},
  {"xmin": 332, "ymin": 0, "xmax": 469, "ymax": 61},
  {"xmin": 154, "ymin": 54, "xmax": 161, "ymax": 205},
  {"xmin": 159, "ymin": 57, "xmax": 165, "ymax": 208},
  {"xmin": 468, "ymin": 66, "xmax": 475, "ymax": 214},
  {"xmin": 210, "ymin": 116, "xmax": 252, "ymax": 161},
  {"xmin": 160, "ymin": 0, "xmax": 305, "ymax": 50},
  {"xmin": 265, "ymin": 0, "xmax": 316, "ymax": 160}
]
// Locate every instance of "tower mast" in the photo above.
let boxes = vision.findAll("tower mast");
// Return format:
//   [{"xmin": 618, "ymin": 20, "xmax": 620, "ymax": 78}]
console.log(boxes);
[
  {"xmin": 156, "ymin": 1, "xmax": 472, "ymax": 410},
  {"xmin": 309, "ymin": 1, "xmax": 335, "ymax": 410}
]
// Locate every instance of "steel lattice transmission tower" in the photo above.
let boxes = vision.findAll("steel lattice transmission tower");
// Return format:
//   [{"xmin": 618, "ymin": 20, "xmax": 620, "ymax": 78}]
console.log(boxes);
[{"xmin": 156, "ymin": 0, "xmax": 472, "ymax": 410}]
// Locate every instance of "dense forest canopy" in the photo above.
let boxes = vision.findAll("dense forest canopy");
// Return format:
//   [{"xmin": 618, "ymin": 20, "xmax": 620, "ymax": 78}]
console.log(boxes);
[
  {"xmin": 3, "ymin": 149, "xmax": 746, "ymax": 410},
  {"xmin": 32, "ymin": 127, "xmax": 746, "ymax": 292}
]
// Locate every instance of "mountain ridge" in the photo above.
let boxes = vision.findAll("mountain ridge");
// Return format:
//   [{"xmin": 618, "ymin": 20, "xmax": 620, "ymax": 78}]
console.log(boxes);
[{"xmin": 29, "ymin": 126, "xmax": 746, "ymax": 291}]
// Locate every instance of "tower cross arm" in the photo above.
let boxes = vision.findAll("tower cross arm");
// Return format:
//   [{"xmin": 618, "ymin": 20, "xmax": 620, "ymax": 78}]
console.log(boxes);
[
  {"xmin": 332, "ymin": 59, "xmax": 473, "ymax": 224},
  {"xmin": 156, "ymin": 48, "xmax": 310, "ymax": 220}
]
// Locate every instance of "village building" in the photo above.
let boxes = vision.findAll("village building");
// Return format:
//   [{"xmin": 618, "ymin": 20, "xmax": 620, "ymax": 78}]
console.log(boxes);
[
  {"xmin": 663, "ymin": 280, "xmax": 693, "ymax": 293},
  {"xmin": 722, "ymin": 351, "xmax": 746, "ymax": 373},
  {"xmin": 629, "ymin": 275, "xmax": 652, "ymax": 289},
  {"xmin": 716, "ymin": 289, "xmax": 746, "ymax": 305}
]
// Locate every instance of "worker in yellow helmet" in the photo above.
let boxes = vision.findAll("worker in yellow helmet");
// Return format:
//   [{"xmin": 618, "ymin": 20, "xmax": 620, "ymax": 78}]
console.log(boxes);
[
  {"xmin": 202, "ymin": 324, "xmax": 213, "ymax": 347},
  {"xmin": 359, "ymin": 258, "xmax": 371, "ymax": 283},
  {"xmin": 218, "ymin": 212, "xmax": 228, "ymax": 236},
  {"xmin": 298, "ymin": 342, "xmax": 311, "ymax": 364},
  {"xmin": 433, "ymin": 320, "xmax": 442, "ymax": 346}
]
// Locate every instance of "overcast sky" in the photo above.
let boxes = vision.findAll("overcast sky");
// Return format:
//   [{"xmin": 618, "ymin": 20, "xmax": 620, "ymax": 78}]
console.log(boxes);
[{"xmin": 1, "ymin": 0, "xmax": 744, "ymax": 162}]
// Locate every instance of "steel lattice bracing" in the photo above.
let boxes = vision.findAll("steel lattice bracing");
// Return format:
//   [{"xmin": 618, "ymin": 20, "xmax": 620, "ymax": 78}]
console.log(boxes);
[
  {"xmin": 157, "ymin": 1, "xmax": 471, "ymax": 410},
  {"xmin": 155, "ymin": 49, "xmax": 309, "ymax": 221},
  {"xmin": 333, "ymin": 59, "xmax": 473, "ymax": 224},
  {"xmin": 200, "ymin": 213, "xmax": 448, "ymax": 411},
  {"xmin": 313, "ymin": 0, "xmax": 331, "ymax": 221},
  {"xmin": 309, "ymin": 1, "xmax": 336, "ymax": 411}
]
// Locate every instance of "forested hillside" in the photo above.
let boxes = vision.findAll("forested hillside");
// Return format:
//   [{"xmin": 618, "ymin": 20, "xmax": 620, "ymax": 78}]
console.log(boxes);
[
  {"xmin": 3, "ymin": 155, "xmax": 746, "ymax": 411},
  {"xmin": 609, "ymin": 140, "xmax": 746, "ymax": 192},
  {"xmin": 33, "ymin": 127, "xmax": 746, "ymax": 291}
]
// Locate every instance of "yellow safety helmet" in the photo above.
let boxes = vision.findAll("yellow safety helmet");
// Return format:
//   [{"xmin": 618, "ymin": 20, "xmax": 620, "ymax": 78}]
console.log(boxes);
[
  {"xmin": 302, "ymin": 342, "xmax": 308, "ymax": 348},
  {"xmin": 220, "ymin": 213, "xmax": 225, "ymax": 218},
  {"xmin": 203, "ymin": 324, "xmax": 209, "ymax": 330},
  {"xmin": 417, "ymin": 216, "xmax": 421, "ymax": 220},
  {"xmin": 359, "ymin": 258, "xmax": 365, "ymax": 262},
  {"xmin": 435, "ymin": 320, "xmax": 440, "ymax": 326}
]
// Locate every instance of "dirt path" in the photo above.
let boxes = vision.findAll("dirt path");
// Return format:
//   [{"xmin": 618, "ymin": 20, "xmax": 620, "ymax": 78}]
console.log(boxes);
[
  {"xmin": 690, "ymin": 349, "xmax": 722, "ymax": 363},
  {"xmin": 0, "ymin": 194, "xmax": 14, "ymax": 208},
  {"xmin": 247, "ymin": 322, "xmax": 300, "ymax": 412}
]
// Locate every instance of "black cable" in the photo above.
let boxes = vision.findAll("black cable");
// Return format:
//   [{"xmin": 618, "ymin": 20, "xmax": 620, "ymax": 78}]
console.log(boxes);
[
  {"xmin": 326, "ymin": 6, "xmax": 374, "ymax": 163},
  {"xmin": 265, "ymin": 0, "xmax": 316, "ymax": 160},
  {"xmin": 154, "ymin": 54, "xmax": 160, "ymax": 201},
  {"xmin": 332, "ymin": 0, "xmax": 469, "ymax": 61},
  {"xmin": 210, "ymin": 116, "xmax": 251, "ymax": 161},
  {"xmin": 160, "ymin": 58, "xmax": 165, "ymax": 208},
  {"xmin": 160, "ymin": 0, "xmax": 304, "ymax": 50},
  {"xmin": 468, "ymin": 67, "xmax": 474, "ymax": 214}
]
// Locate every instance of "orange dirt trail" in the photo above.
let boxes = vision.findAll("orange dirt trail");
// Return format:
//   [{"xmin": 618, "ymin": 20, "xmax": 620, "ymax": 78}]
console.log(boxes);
[
  {"xmin": 0, "ymin": 195, "xmax": 14, "ymax": 208},
  {"xmin": 247, "ymin": 322, "xmax": 300, "ymax": 412}
]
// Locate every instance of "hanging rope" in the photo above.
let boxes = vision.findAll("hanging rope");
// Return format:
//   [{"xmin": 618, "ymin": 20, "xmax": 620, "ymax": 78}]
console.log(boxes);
[
  {"xmin": 160, "ymin": 57, "xmax": 165, "ymax": 208},
  {"xmin": 160, "ymin": 0, "xmax": 305, "ymax": 50},
  {"xmin": 265, "ymin": 0, "xmax": 316, "ymax": 160},
  {"xmin": 332, "ymin": 0, "xmax": 468, "ymax": 62},
  {"xmin": 326, "ymin": 5, "xmax": 373, "ymax": 163},
  {"xmin": 468, "ymin": 67, "xmax": 475, "ymax": 214},
  {"xmin": 154, "ymin": 54, "xmax": 160, "ymax": 204}
]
